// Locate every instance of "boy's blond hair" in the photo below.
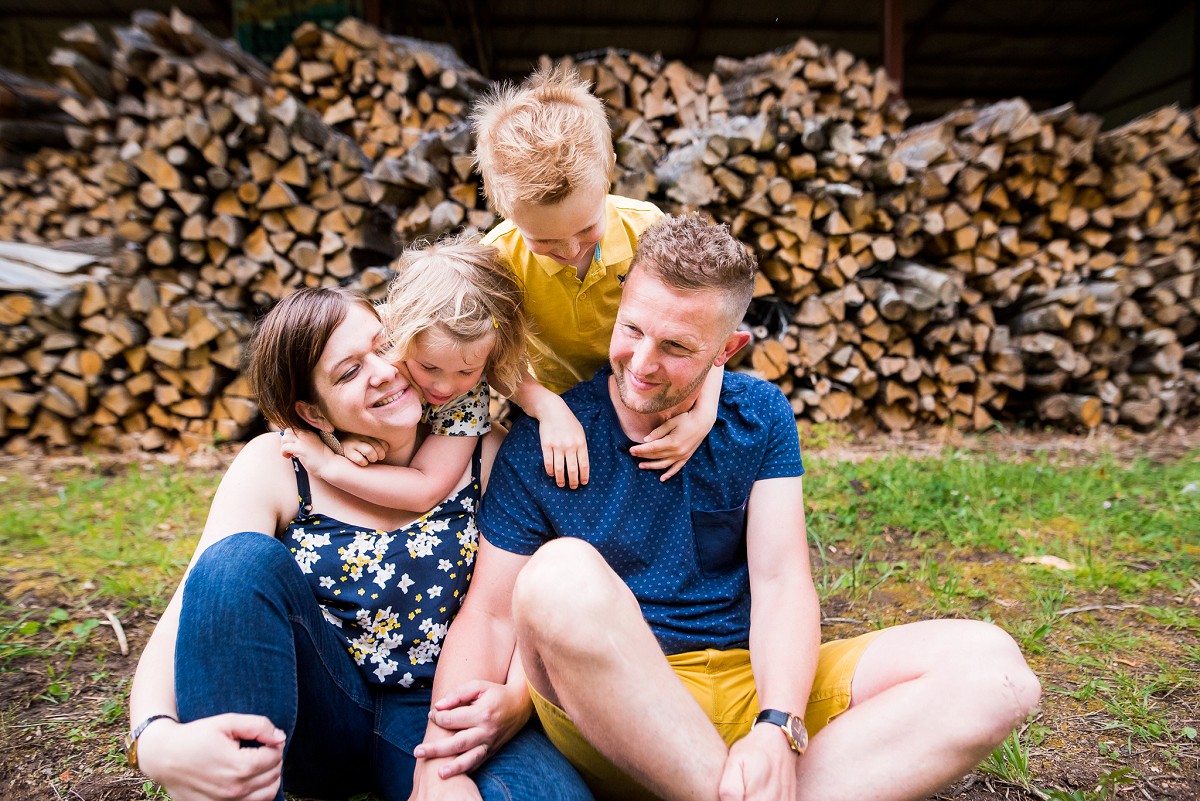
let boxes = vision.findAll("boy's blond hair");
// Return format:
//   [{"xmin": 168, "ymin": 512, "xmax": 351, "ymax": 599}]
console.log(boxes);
[
  {"xmin": 472, "ymin": 64, "xmax": 615, "ymax": 219},
  {"xmin": 381, "ymin": 237, "xmax": 528, "ymax": 394}
]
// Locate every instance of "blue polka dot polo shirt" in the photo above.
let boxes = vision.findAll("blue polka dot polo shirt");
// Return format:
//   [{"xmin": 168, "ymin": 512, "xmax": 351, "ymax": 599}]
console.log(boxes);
[{"xmin": 478, "ymin": 366, "xmax": 804, "ymax": 655}]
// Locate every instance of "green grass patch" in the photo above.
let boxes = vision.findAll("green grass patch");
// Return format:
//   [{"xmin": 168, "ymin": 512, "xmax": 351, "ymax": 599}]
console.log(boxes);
[
  {"xmin": 0, "ymin": 444, "xmax": 1197, "ymax": 799},
  {"xmin": 0, "ymin": 464, "xmax": 218, "ymax": 610}
]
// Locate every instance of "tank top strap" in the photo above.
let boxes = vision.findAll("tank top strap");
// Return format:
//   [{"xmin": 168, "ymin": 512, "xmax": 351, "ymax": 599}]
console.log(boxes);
[
  {"xmin": 279, "ymin": 432, "xmax": 314, "ymax": 517},
  {"xmin": 292, "ymin": 458, "xmax": 314, "ymax": 517},
  {"xmin": 471, "ymin": 433, "xmax": 484, "ymax": 482}
]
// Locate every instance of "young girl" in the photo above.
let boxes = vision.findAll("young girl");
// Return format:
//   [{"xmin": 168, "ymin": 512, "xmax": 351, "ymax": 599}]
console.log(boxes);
[{"xmin": 280, "ymin": 238, "xmax": 528, "ymax": 512}]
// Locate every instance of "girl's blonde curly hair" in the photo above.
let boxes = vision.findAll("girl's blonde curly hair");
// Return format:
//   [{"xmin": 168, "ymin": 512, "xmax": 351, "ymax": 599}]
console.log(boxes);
[{"xmin": 380, "ymin": 237, "xmax": 528, "ymax": 394}]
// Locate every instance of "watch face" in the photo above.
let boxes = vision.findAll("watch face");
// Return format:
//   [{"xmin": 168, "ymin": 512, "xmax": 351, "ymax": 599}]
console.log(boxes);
[{"xmin": 787, "ymin": 715, "xmax": 809, "ymax": 753}]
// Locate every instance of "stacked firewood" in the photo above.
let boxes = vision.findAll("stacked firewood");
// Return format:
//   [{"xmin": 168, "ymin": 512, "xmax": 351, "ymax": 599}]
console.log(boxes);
[
  {"xmin": 273, "ymin": 18, "xmax": 495, "ymax": 245},
  {"xmin": 0, "ymin": 10, "xmax": 408, "ymax": 454},
  {"xmin": 2, "ymin": 15, "xmax": 1199, "ymax": 452},
  {"xmin": 0, "ymin": 61, "xmax": 113, "ymax": 243},
  {"xmin": 883, "ymin": 99, "xmax": 1199, "ymax": 430}
]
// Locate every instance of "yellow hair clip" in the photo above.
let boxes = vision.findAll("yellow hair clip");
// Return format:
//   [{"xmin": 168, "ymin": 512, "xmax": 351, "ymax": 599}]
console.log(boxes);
[{"xmin": 492, "ymin": 315, "xmax": 499, "ymax": 329}]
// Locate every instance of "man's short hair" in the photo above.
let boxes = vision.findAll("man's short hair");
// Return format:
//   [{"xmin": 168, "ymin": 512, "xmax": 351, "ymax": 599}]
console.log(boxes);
[
  {"xmin": 629, "ymin": 214, "xmax": 758, "ymax": 328},
  {"xmin": 472, "ymin": 65, "xmax": 615, "ymax": 219}
]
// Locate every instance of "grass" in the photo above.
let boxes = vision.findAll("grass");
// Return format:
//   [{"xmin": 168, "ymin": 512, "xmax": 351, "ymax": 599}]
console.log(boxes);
[
  {"xmin": 0, "ymin": 463, "xmax": 218, "ymax": 610},
  {"xmin": 0, "ymin": 440, "xmax": 1197, "ymax": 800}
]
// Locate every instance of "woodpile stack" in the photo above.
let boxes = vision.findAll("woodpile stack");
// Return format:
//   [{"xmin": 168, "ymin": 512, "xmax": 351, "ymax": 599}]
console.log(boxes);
[
  {"xmin": 553, "ymin": 49, "xmax": 728, "ymax": 200},
  {"xmin": 0, "ymin": 61, "xmax": 115, "ymax": 243},
  {"xmin": 882, "ymin": 98, "xmax": 1199, "ymax": 430},
  {"xmin": 1, "ymin": 16, "xmax": 1198, "ymax": 453},
  {"xmin": 274, "ymin": 17, "xmax": 495, "ymax": 247},
  {"xmin": 0, "ymin": 10, "xmax": 408, "ymax": 454},
  {"xmin": 0, "ymin": 242, "xmax": 257, "ymax": 452}
]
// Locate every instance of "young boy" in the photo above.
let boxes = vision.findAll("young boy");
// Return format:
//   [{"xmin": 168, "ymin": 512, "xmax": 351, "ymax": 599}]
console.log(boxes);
[{"xmin": 472, "ymin": 66, "xmax": 723, "ymax": 487}]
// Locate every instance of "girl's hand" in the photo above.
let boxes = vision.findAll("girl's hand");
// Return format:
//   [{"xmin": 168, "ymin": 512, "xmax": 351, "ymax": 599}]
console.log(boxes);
[
  {"xmin": 341, "ymin": 435, "xmax": 387, "ymax": 466},
  {"xmin": 628, "ymin": 408, "xmax": 707, "ymax": 481},
  {"xmin": 534, "ymin": 395, "xmax": 590, "ymax": 489},
  {"xmin": 136, "ymin": 714, "xmax": 285, "ymax": 801},
  {"xmin": 279, "ymin": 428, "xmax": 334, "ymax": 477},
  {"xmin": 413, "ymin": 680, "xmax": 531, "ymax": 778}
]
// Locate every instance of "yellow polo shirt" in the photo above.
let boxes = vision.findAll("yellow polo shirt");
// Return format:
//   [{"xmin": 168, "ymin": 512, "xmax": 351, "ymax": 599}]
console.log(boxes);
[{"xmin": 483, "ymin": 195, "xmax": 664, "ymax": 394}]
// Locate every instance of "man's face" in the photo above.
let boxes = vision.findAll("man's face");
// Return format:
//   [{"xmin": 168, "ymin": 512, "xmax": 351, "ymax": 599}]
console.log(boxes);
[
  {"xmin": 609, "ymin": 268, "xmax": 742, "ymax": 418},
  {"xmin": 508, "ymin": 185, "xmax": 607, "ymax": 271}
]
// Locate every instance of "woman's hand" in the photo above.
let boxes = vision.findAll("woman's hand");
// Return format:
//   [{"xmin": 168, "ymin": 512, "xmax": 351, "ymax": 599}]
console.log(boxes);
[
  {"xmin": 136, "ymin": 714, "xmax": 286, "ymax": 801},
  {"xmin": 413, "ymin": 680, "xmax": 531, "ymax": 778},
  {"xmin": 410, "ymin": 763, "xmax": 482, "ymax": 801}
]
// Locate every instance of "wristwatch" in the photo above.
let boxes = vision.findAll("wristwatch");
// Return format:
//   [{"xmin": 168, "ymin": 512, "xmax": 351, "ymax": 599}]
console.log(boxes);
[
  {"xmin": 125, "ymin": 714, "xmax": 177, "ymax": 770},
  {"xmin": 753, "ymin": 708, "xmax": 808, "ymax": 754}
]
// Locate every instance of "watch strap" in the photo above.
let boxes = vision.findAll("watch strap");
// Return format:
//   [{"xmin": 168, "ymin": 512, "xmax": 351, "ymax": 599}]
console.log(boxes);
[
  {"xmin": 125, "ymin": 714, "xmax": 177, "ymax": 770},
  {"xmin": 754, "ymin": 709, "xmax": 791, "ymax": 728},
  {"xmin": 753, "ymin": 708, "xmax": 807, "ymax": 754}
]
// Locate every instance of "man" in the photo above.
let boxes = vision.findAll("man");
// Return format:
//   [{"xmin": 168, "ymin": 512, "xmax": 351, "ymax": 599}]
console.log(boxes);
[{"xmin": 416, "ymin": 214, "xmax": 1041, "ymax": 801}]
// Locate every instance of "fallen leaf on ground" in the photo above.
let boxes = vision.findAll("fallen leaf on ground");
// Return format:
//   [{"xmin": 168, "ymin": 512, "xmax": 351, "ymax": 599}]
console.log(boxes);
[{"xmin": 1021, "ymin": 554, "xmax": 1076, "ymax": 570}]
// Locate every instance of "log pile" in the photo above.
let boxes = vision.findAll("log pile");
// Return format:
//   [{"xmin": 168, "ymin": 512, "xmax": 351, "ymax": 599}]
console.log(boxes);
[
  {"xmin": 274, "ymin": 17, "xmax": 495, "ymax": 246},
  {"xmin": 881, "ymin": 98, "xmax": 1200, "ymax": 430},
  {"xmin": 0, "ymin": 61, "xmax": 114, "ymax": 243},
  {"xmin": 0, "ymin": 241, "xmax": 258, "ymax": 453},
  {"xmin": 0, "ymin": 10, "xmax": 407, "ymax": 454},
  {"xmin": 1, "ymin": 16, "xmax": 1198, "ymax": 453}
]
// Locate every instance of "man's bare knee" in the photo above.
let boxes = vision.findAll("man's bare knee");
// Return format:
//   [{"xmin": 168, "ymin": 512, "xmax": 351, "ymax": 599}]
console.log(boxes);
[
  {"xmin": 513, "ymin": 538, "xmax": 628, "ymax": 648},
  {"xmin": 941, "ymin": 623, "xmax": 1042, "ymax": 746}
]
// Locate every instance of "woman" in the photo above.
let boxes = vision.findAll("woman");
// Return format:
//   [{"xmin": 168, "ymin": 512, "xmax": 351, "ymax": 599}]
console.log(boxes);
[{"xmin": 127, "ymin": 287, "xmax": 591, "ymax": 801}]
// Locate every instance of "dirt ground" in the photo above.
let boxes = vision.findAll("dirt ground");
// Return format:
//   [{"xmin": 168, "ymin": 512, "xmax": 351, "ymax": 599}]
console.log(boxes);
[{"xmin": 1, "ymin": 422, "xmax": 1197, "ymax": 800}]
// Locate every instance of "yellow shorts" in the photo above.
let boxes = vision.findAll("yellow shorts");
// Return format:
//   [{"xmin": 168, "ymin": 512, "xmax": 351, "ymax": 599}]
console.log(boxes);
[{"xmin": 529, "ymin": 630, "xmax": 884, "ymax": 801}]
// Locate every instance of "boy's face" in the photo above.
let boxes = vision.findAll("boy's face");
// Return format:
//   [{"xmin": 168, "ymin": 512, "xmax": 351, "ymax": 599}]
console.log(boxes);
[{"xmin": 509, "ymin": 185, "xmax": 607, "ymax": 271}]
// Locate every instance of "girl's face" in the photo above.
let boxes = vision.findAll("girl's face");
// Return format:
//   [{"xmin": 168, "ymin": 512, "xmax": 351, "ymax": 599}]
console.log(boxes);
[
  {"xmin": 405, "ymin": 326, "xmax": 495, "ymax": 407},
  {"xmin": 306, "ymin": 303, "xmax": 423, "ymax": 435}
]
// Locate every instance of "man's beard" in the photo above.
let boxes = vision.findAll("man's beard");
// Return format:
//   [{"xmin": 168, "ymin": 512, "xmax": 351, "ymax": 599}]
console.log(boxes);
[{"xmin": 612, "ymin": 361, "xmax": 709, "ymax": 415}]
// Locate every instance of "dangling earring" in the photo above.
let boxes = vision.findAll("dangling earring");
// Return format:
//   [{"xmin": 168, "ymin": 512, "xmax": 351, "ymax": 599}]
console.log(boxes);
[{"xmin": 319, "ymin": 429, "xmax": 345, "ymax": 457}]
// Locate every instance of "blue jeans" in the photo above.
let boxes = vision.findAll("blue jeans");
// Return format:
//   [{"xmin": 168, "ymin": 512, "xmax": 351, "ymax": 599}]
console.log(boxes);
[{"xmin": 176, "ymin": 532, "xmax": 593, "ymax": 801}]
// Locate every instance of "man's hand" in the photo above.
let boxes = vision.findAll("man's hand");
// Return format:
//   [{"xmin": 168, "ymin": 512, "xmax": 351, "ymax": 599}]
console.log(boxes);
[
  {"xmin": 717, "ymin": 722, "xmax": 798, "ymax": 801},
  {"xmin": 628, "ymin": 408, "xmax": 708, "ymax": 481},
  {"xmin": 413, "ymin": 680, "xmax": 531, "ymax": 778},
  {"xmin": 532, "ymin": 394, "xmax": 590, "ymax": 489},
  {"xmin": 136, "ymin": 714, "xmax": 286, "ymax": 801}
]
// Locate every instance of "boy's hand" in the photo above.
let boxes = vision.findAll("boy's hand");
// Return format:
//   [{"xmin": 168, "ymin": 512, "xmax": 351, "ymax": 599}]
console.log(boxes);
[
  {"xmin": 630, "ymin": 364, "xmax": 721, "ymax": 481},
  {"xmin": 341, "ymin": 435, "xmax": 387, "ymax": 466},
  {"xmin": 535, "ymin": 395, "xmax": 589, "ymax": 489},
  {"xmin": 279, "ymin": 428, "xmax": 335, "ymax": 477},
  {"xmin": 628, "ymin": 408, "xmax": 706, "ymax": 481}
]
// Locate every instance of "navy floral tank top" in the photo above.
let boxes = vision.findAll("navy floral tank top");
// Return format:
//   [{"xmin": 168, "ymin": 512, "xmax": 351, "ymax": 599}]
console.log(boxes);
[{"xmin": 282, "ymin": 440, "xmax": 482, "ymax": 687}]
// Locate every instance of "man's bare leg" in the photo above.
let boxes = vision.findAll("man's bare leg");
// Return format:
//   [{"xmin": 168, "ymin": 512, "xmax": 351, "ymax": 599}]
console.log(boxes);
[
  {"xmin": 792, "ymin": 619, "xmax": 1041, "ymax": 801},
  {"xmin": 513, "ymin": 538, "xmax": 727, "ymax": 801}
]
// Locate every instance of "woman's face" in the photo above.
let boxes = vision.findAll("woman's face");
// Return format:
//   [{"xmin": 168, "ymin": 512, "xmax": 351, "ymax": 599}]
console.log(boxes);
[{"xmin": 307, "ymin": 303, "xmax": 423, "ymax": 436}]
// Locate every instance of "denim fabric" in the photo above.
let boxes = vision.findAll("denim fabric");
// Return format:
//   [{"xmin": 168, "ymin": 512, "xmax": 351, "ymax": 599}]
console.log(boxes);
[{"xmin": 176, "ymin": 531, "xmax": 593, "ymax": 801}]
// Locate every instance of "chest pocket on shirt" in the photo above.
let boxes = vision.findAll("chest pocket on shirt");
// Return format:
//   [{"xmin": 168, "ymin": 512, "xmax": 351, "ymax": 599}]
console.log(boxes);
[{"xmin": 691, "ymin": 505, "xmax": 747, "ymax": 575}]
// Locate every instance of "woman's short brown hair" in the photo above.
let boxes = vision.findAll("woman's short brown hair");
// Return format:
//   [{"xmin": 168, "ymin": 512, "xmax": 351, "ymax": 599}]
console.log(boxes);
[{"xmin": 246, "ymin": 287, "xmax": 377, "ymax": 432}]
